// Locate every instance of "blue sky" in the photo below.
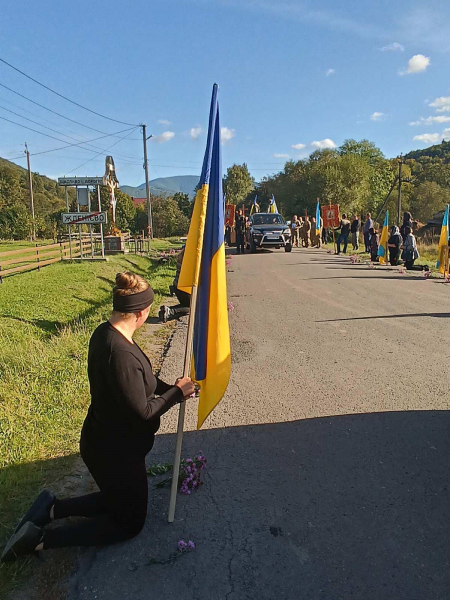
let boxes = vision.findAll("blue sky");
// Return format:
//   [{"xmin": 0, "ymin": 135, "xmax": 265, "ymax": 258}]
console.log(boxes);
[{"xmin": 1, "ymin": 0, "xmax": 450, "ymax": 186}]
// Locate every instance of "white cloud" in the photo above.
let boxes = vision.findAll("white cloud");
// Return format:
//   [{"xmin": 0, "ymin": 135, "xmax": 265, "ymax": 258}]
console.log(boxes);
[
  {"xmin": 325, "ymin": 68, "xmax": 335, "ymax": 77},
  {"xmin": 274, "ymin": 153, "xmax": 289, "ymax": 158},
  {"xmin": 400, "ymin": 54, "xmax": 430, "ymax": 75},
  {"xmin": 370, "ymin": 112, "xmax": 385, "ymax": 121},
  {"xmin": 380, "ymin": 42, "xmax": 404, "ymax": 52},
  {"xmin": 429, "ymin": 96, "xmax": 450, "ymax": 113},
  {"xmin": 291, "ymin": 143, "xmax": 306, "ymax": 149},
  {"xmin": 153, "ymin": 131, "xmax": 175, "ymax": 144},
  {"xmin": 221, "ymin": 127, "xmax": 235, "ymax": 143},
  {"xmin": 158, "ymin": 119, "xmax": 172, "ymax": 126},
  {"xmin": 413, "ymin": 133, "xmax": 441, "ymax": 144},
  {"xmin": 443, "ymin": 128, "xmax": 450, "ymax": 140},
  {"xmin": 409, "ymin": 116, "xmax": 450, "ymax": 126},
  {"xmin": 189, "ymin": 127, "xmax": 203, "ymax": 139},
  {"xmin": 311, "ymin": 138, "xmax": 337, "ymax": 149}
]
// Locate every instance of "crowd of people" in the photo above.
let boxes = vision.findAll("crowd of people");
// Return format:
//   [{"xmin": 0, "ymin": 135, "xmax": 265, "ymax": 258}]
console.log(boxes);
[
  {"xmin": 289, "ymin": 215, "xmax": 323, "ymax": 248},
  {"xmin": 331, "ymin": 210, "xmax": 428, "ymax": 271}
]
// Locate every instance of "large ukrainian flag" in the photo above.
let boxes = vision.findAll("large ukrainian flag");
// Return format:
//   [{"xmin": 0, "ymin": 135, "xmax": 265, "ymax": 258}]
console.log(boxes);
[
  {"xmin": 436, "ymin": 204, "xmax": 449, "ymax": 273},
  {"xmin": 377, "ymin": 210, "xmax": 389, "ymax": 265},
  {"xmin": 177, "ymin": 84, "xmax": 231, "ymax": 429}
]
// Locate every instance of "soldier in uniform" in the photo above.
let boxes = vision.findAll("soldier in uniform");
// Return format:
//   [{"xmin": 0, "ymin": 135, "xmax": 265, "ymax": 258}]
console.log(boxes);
[
  {"xmin": 235, "ymin": 209, "xmax": 246, "ymax": 254},
  {"xmin": 302, "ymin": 216, "xmax": 311, "ymax": 248},
  {"xmin": 290, "ymin": 215, "xmax": 301, "ymax": 247}
]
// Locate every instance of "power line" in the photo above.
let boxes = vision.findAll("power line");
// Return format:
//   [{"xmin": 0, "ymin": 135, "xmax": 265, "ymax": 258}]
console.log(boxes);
[
  {"xmin": 0, "ymin": 57, "xmax": 138, "ymax": 127},
  {"xmin": 4, "ymin": 127, "xmax": 136, "ymax": 160},
  {"xmin": 0, "ymin": 104, "xmax": 141, "ymax": 164},
  {"xmin": 68, "ymin": 127, "xmax": 139, "ymax": 174},
  {"xmin": 0, "ymin": 81, "xmax": 137, "ymax": 140}
]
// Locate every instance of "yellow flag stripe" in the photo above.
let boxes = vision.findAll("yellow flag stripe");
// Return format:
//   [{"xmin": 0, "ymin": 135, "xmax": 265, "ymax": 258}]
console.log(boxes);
[
  {"xmin": 196, "ymin": 243, "xmax": 231, "ymax": 429},
  {"xmin": 178, "ymin": 184, "xmax": 209, "ymax": 292}
]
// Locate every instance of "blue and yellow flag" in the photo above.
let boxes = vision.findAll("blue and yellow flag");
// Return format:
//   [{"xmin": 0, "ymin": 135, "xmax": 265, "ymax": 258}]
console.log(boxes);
[
  {"xmin": 268, "ymin": 195, "xmax": 278, "ymax": 213},
  {"xmin": 178, "ymin": 84, "xmax": 231, "ymax": 429},
  {"xmin": 315, "ymin": 200, "xmax": 321, "ymax": 235},
  {"xmin": 250, "ymin": 195, "xmax": 259, "ymax": 215},
  {"xmin": 436, "ymin": 204, "xmax": 449, "ymax": 273},
  {"xmin": 377, "ymin": 210, "xmax": 389, "ymax": 264}
]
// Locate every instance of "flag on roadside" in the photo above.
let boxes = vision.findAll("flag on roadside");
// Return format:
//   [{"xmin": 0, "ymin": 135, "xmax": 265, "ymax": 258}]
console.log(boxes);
[
  {"xmin": 377, "ymin": 210, "xmax": 389, "ymax": 264},
  {"xmin": 436, "ymin": 204, "xmax": 449, "ymax": 273},
  {"xmin": 315, "ymin": 200, "xmax": 321, "ymax": 235},
  {"xmin": 268, "ymin": 194, "xmax": 278, "ymax": 213},
  {"xmin": 177, "ymin": 84, "xmax": 231, "ymax": 429},
  {"xmin": 250, "ymin": 195, "xmax": 259, "ymax": 215}
]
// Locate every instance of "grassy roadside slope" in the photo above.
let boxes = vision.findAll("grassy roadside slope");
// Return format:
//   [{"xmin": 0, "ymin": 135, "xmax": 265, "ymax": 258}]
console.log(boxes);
[{"xmin": 0, "ymin": 247, "xmax": 178, "ymax": 593}]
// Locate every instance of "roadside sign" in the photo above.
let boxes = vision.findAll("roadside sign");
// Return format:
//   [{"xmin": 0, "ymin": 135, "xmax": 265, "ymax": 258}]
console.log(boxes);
[
  {"xmin": 58, "ymin": 177, "xmax": 104, "ymax": 186},
  {"xmin": 61, "ymin": 212, "xmax": 108, "ymax": 225},
  {"xmin": 77, "ymin": 187, "xmax": 89, "ymax": 206},
  {"xmin": 322, "ymin": 204, "xmax": 340, "ymax": 228}
]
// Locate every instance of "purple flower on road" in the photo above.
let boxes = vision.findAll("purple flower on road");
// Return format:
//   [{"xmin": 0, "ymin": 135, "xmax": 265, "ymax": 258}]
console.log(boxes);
[
  {"xmin": 188, "ymin": 541, "xmax": 195, "ymax": 550},
  {"xmin": 227, "ymin": 301, "xmax": 234, "ymax": 312},
  {"xmin": 178, "ymin": 540, "xmax": 188, "ymax": 551}
]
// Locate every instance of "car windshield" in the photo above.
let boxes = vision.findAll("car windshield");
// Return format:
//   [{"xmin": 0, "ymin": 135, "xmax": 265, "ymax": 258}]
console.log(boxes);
[{"xmin": 252, "ymin": 214, "xmax": 285, "ymax": 225}]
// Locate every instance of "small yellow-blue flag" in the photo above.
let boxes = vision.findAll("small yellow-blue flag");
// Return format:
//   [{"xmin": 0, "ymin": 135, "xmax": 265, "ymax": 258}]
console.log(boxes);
[
  {"xmin": 436, "ymin": 205, "xmax": 449, "ymax": 273},
  {"xmin": 377, "ymin": 211, "xmax": 389, "ymax": 265}
]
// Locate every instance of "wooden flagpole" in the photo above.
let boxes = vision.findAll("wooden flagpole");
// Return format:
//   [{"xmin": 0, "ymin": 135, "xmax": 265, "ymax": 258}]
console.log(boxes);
[{"xmin": 168, "ymin": 285, "xmax": 199, "ymax": 523}]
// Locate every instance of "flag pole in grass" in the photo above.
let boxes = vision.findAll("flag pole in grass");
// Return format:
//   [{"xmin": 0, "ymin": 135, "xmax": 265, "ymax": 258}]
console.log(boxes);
[
  {"xmin": 436, "ymin": 205, "xmax": 449, "ymax": 276},
  {"xmin": 377, "ymin": 210, "xmax": 389, "ymax": 265},
  {"xmin": 168, "ymin": 84, "xmax": 231, "ymax": 523}
]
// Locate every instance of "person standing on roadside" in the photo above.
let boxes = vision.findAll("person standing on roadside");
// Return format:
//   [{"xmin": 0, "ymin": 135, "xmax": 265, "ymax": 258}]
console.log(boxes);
[
  {"xmin": 369, "ymin": 227, "xmax": 379, "ymax": 262},
  {"xmin": 351, "ymin": 214, "xmax": 360, "ymax": 251},
  {"xmin": 363, "ymin": 213, "xmax": 373, "ymax": 253},
  {"xmin": 1, "ymin": 272, "xmax": 195, "ymax": 562},
  {"xmin": 336, "ymin": 213, "xmax": 351, "ymax": 255},
  {"xmin": 291, "ymin": 215, "xmax": 301, "ymax": 247},
  {"xmin": 235, "ymin": 209, "xmax": 246, "ymax": 255},
  {"xmin": 400, "ymin": 212, "xmax": 413, "ymax": 242},
  {"xmin": 302, "ymin": 216, "xmax": 311, "ymax": 248}
]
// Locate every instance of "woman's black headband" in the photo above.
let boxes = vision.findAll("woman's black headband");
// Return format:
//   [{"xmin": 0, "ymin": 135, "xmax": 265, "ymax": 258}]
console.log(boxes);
[{"xmin": 113, "ymin": 287, "xmax": 154, "ymax": 313}]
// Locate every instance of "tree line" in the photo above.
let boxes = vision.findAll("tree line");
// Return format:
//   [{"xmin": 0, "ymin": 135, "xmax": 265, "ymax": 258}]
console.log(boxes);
[
  {"xmin": 223, "ymin": 139, "xmax": 450, "ymax": 225},
  {"xmin": 0, "ymin": 158, "xmax": 192, "ymax": 240}
]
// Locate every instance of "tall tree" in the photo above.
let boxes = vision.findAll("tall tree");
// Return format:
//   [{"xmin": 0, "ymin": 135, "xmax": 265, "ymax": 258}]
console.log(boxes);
[
  {"xmin": 223, "ymin": 163, "xmax": 255, "ymax": 205},
  {"xmin": 173, "ymin": 192, "xmax": 193, "ymax": 218}
]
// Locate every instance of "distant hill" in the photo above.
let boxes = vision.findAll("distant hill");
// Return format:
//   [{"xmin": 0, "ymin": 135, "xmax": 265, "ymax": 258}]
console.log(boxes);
[
  {"xmin": 405, "ymin": 140, "xmax": 450, "ymax": 161},
  {"xmin": 121, "ymin": 175, "xmax": 199, "ymax": 199}
]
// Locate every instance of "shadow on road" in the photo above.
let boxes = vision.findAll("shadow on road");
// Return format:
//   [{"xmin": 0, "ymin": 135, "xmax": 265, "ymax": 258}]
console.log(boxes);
[
  {"xmin": 65, "ymin": 409, "xmax": 449, "ymax": 600},
  {"xmin": 317, "ymin": 312, "xmax": 450, "ymax": 322},
  {"xmin": 4, "ymin": 411, "xmax": 449, "ymax": 599}
]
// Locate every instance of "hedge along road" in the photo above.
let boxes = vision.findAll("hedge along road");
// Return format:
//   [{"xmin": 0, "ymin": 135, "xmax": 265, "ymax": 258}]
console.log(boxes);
[{"xmin": 64, "ymin": 247, "xmax": 449, "ymax": 600}]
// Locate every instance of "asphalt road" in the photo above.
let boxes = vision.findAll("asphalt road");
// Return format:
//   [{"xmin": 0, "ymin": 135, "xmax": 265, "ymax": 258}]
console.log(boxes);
[{"xmin": 66, "ymin": 247, "xmax": 450, "ymax": 600}]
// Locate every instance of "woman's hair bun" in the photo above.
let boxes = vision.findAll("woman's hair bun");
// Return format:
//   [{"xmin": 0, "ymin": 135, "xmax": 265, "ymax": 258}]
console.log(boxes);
[{"xmin": 114, "ymin": 271, "xmax": 149, "ymax": 296}]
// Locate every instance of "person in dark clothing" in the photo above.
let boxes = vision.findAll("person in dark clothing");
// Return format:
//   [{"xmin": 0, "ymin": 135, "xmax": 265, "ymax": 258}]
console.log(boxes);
[
  {"xmin": 2, "ymin": 272, "xmax": 195, "ymax": 562},
  {"xmin": 351, "ymin": 214, "xmax": 360, "ymax": 251},
  {"xmin": 225, "ymin": 223, "xmax": 231, "ymax": 246},
  {"xmin": 336, "ymin": 214, "xmax": 351, "ymax": 254},
  {"xmin": 322, "ymin": 226, "xmax": 329, "ymax": 245},
  {"xmin": 159, "ymin": 248, "xmax": 190, "ymax": 322},
  {"xmin": 400, "ymin": 212, "xmax": 413, "ymax": 242},
  {"xmin": 387, "ymin": 226, "xmax": 403, "ymax": 266},
  {"xmin": 363, "ymin": 213, "xmax": 373, "ymax": 252},
  {"xmin": 369, "ymin": 227, "xmax": 379, "ymax": 261},
  {"xmin": 235, "ymin": 209, "xmax": 246, "ymax": 254}
]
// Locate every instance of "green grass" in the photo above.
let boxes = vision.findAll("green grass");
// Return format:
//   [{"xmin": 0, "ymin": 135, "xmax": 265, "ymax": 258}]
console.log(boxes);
[
  {"xmin": 0, "ymin": 240, "xmax": 55, "ymax": 253},
  {"xmin": 0, "ymin": 251, "xmax": 176, "ymax": 593}
]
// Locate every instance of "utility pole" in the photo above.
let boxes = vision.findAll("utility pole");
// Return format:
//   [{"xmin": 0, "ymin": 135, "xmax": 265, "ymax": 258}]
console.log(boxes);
[
  {"xmin": 141, "ymin": 125, "xmax": 154, "ymax": 239},
  {"xmin": 397, "ymin": 155, "xmax": 403, "ymax": 225},
  {"xmin": 24, "ymin": 143, "xmax": 35, "ymax": 240}
]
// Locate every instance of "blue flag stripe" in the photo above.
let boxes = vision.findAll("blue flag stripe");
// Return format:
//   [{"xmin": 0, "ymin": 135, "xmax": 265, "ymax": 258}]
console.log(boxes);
[{"xmin": 193, "ymin": 93, "xmax": 223, "ymax": 382}]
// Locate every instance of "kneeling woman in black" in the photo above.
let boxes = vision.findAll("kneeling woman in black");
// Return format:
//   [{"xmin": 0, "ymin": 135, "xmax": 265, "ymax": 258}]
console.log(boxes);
[{"xmin": 2, "ymin": 272, "xmax": 194, "ymax": 562}]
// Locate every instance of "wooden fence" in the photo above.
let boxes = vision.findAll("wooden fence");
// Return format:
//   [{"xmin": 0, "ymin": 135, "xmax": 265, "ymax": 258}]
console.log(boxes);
[{"xmin": 0, "ymin": 240, "xmax": 94, "ymax": 281}]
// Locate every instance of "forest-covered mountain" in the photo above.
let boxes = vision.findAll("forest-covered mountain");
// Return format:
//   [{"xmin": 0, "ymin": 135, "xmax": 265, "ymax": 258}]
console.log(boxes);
[{"xmin": 121, "ymin": 175, "xmax": 199, "ymax": 199}]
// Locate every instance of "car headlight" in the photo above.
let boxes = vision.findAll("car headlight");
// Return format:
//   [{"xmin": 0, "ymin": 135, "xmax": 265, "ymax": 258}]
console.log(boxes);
[
  {"xmin": 252, "ymin": 229, "xmax": 263, "ymax": 235},
  {"xmin": 283, "ymin": 229, "xmax": 290, "ymax": 235}
]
